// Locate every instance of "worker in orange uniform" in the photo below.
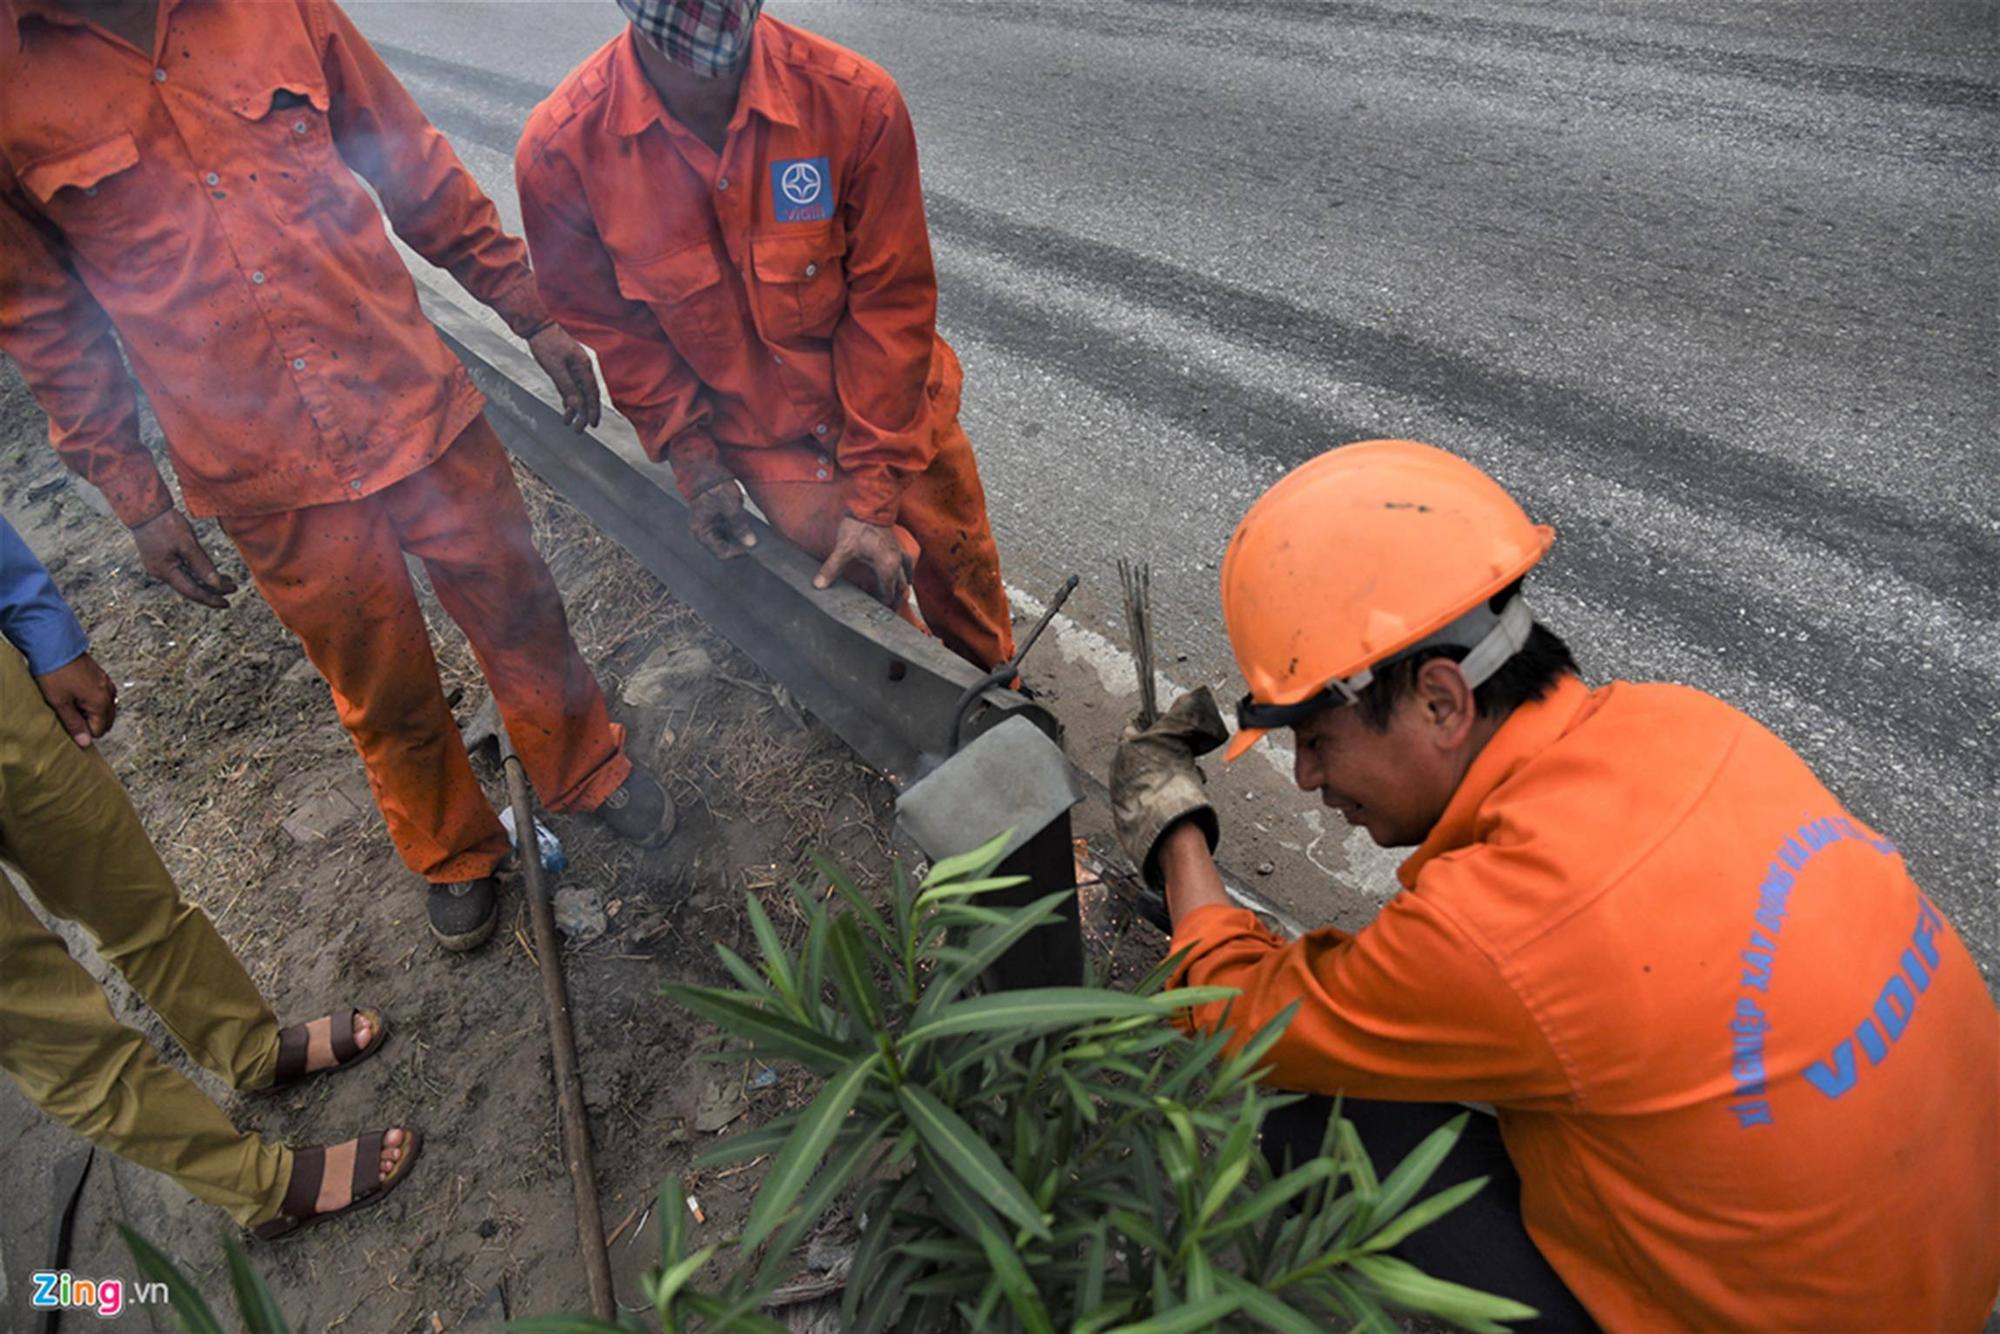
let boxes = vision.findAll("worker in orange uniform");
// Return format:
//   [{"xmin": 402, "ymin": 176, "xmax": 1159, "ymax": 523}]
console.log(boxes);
[
  {"xmin": 1111, "ymin": 441, "xmax": 1999, "ymax": 1330},
  {"xmin": 514, "ymin": 0, "xmax": 1015, "ymax": 672},
  {"xmin": 0, "ymin": 0, "xmax": 676, "ymax": 954}
]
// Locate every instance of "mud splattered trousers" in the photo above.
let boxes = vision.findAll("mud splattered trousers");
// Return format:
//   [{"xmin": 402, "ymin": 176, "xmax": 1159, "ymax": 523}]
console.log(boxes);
[
  {"xmin": 221, "ymin": 416, "xmax": 631, "ymax": 883},
  {"xmin": 0, "ymin": 642, "xmax": 291, "ymax": 1227},
  {"xmin": 735, "ymin": 413, "xmax": 1016, "ymax": 672}
]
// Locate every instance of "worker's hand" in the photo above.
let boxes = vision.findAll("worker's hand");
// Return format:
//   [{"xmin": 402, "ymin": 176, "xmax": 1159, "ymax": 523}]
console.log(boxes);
[
  {"xmin": 527, "ymin": 324, "xmax": 601, "ymax": 432},
  {"xmin": 813, "ymin": 516, "xmax": 911, "ymax": 610},
  {"xmin": 130, "ymin": 508, "xmax": 237, "ymax": 609},
  {"xmin": 688, "ymin": 478, "xmax": 759, "ymax": 560},
  {"xmin": 1110, "ymin": 686, "xmax": 1230, "ymax": 891},
  {"xmin": 35, "ymin": 652, "xmax": 117, "ymax": 747}
]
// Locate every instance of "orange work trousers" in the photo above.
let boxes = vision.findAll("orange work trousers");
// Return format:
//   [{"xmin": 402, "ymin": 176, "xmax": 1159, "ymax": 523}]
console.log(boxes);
[
  {"xmin": 738, "ymin": 414, "xmax": 1015, "ymax": 671},
  {"xmin": 223, "ymin": 416, "xmax": 629, "ymax": 883}
]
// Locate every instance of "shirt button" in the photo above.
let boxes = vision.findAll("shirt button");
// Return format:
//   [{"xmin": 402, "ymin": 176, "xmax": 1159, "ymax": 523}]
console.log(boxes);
[
  {"xmin": 815, "ymin": 468, "xmax": 829, "ymax": 480},
  {"xmin": 814, "ymin": 423, "xmax": 829, "ymax": 437},
  {"xmin": 292, "ymin": 357, "xmax": 306, "ymax": 370},
  {"xmin": 204, "ymin": 172, "xmax": 219, "ymax": 186},
  {"xmin": 350, "ymin": 480, "xmax": 363, "ymax": 492},
  {"xmin": 84, "ymin": 186, "xmax": 98, "ymax": 197},
  {"xmin": 293, "ymin": 120, "xmax": 308, "ymax": 134},
  {"xmin": 771, "ymin": 353, "xmax": 783, "ymax": 365},
  {"xmin": 251, "ymin": 271, "xmax": 266, "ymax": 284},
  {"xmin": 153, "ymin": 67, "xmax": 167, "ymax": 82},
  {"xmin": 804, "ymin": 263, "xmax": 818, "ymax": 278},
  {"xmin": 717, "ymin": 176, "xmax": 729, "ymax": 190}
]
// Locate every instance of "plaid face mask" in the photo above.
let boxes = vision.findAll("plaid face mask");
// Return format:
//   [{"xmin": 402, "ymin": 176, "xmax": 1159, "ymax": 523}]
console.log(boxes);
[{"xmin": 618, "ymin": 0, "xmax": 765, "ymax": 78}]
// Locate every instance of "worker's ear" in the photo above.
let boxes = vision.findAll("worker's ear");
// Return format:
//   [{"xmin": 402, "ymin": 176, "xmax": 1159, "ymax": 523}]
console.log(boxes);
[{"xmin": 1413, "ymin": 656, "xmax": 1479, "ymax": 746}]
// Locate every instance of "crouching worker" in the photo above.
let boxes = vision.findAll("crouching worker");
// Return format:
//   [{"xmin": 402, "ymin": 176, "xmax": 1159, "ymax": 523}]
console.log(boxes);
[
  {"xmin": 1110, "ymin": 441, "xmax": 1999, "ymax": 1330},
  {"xmin": 516, "ymin": 0, "xmax": 1015, "ymax": 670},
  {"xmin": 0, "ymin": 517, "xmax": 416, "ymax": 1238}
]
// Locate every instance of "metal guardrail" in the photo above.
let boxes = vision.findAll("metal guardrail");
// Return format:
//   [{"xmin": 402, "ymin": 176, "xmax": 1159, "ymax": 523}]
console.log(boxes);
[{"xmin": 426, "ymin": 300, "xmax": 1055, "ymax": 787}]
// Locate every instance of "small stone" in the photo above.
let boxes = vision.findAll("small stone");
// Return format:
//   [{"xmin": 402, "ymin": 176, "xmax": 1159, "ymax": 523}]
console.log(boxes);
[
  {"xmin": 279, "ymin": 775, "xmax": 369, "ymax": 844},
  {"xmin": 694, "ymin": 1078, "xmax": 745, "ymax": 1133},
  {"xmin": 476, "ymin": 1219, "xmax": 498, "ymax": 1239},
  {"xmin": 553, "ymin": 885, "xmax": 608, "ymax": 943},
  {"xmin": 623, "ymin": 644, "xmax": 715, "ymax": 709},
  {"xmin": 1256, "ymin": 861, "xmax": 1276, "ymax": 876}
]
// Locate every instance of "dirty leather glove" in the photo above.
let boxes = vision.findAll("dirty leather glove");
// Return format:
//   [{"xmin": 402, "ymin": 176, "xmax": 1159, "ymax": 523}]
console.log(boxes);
[{"xmin": 1111, "ymin": 686, "xmax": 1230, "ymax": 893}]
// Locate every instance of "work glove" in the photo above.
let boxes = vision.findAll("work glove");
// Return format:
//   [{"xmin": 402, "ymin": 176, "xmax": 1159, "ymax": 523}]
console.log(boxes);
[{"xmin": 1110, "ymin": 686, "xmax": 1230, "ymax": 894}]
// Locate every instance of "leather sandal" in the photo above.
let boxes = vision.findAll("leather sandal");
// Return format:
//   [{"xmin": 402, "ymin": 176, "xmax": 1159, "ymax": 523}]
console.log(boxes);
[
  {"xmin": 251, "ymin": 1128, "xmax": 422, "ymax": 1241},
  {"xmin": 263, "ymin": 1008, "xmax": 389, "ymax": 1089}
]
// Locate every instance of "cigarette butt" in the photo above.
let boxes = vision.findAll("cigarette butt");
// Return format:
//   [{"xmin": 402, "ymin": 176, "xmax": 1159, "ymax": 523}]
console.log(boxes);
[
  {"xmin": 686, "ymin": 1193, "xmax": 706, "ymax": 1224},
  {"xmin": 431, "ymin": 1315, "xmax": 444, "ymax": 1334}
]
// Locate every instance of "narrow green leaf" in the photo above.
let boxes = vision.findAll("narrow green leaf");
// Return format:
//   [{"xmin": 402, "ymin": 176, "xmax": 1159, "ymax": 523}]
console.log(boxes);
[
  {"xmin": 752, "ymin": 1115, "xmax": 894, "ymax": 1291},
  {"xmin": 1214, "ymin": 1271, "xmax": 1328, "ymax": 1334},
  {"xmin": 825, "ymin": 915, "xmax": 883, "ymax": 1032},
  {"xmin": 693, "ymin": 1118, "xmax": 798, "ymax": 1168},
  {"xmin": 1104, "ymin": 1294, "xmax": 1242, "ymax": 1333},
  {"xmin": 1325, "ymin": 1273, "xmax": 1400, "ymax": 1334},
  {"xmin": 1106, "ymin": 1208, "xmax": 1172, "ymax": 1256},
  {"xmin": 968, "ymin": 1211, "xmax": 1055, "ymax": 1334},
  {"xmin": 919, "ymin": 828, "xmax": 1013, "ymax": 889},
  {"xmin": 1348, "ymin": 1254, "xmax": 1540, "ymax": 1328},
  {"xmin": 711, "ymin": 943, "xmax": 778, "ymax": 1004},
  {"xmin": 899, "ymin": 1084, "xmax": 1051, "ymax": 1240},
  {"xmin": 843, "ymin": 1177, "xmax": 922, "ymax": 1325},
  {"xmin": 661, "ymin": 984, "xmax": 858, "ymax": 1072},
  {"xmin": 742, "ymin": 894, "xmax": 803, "ymax": 1017},
  {"xmin": 221, "ymin": 1233, "xmax": 292, "ymax": 1334},
  {"xmin": 903, "ymin": 987, "xmax": 1172, "ymax": 1047},
  {"xmin": 1361, "ymin": 1175, "xmax": 1489, "ymax": 1254},
  {"xmin": 647, "ymin": 1243, "xmax": 718, "ymax": 1312},
  {"xmin": 912, "ymin": 890, "xmax": 1073, "ymax": 1021},
  {"xmin": 1371, "ymin": 1111, "xmax": 1467, "ymax": 1225},
  {"xmin": 810, "ymin": 852, "xmax": 896, "ymax": 951},
  {"xmin": 118, "ymin": 1226, "xmax": 223, "ymax": 1334},
  {"xmin": 913, "ymin": 873, "xmax": 1030, "ymax": 912},
  {"xmin": 740, "ymin": 1054, "xmax": 881, "ymax": 1252},
  {"xmin": 1078, "ymin": 1220, "xmax": 1109, "ymax": 1314},
  {"xmin": 1210, "ymin": 1002, "xmax": 1301, "ymax": 1095},
  {"xmin": 1214, "ymin": 1158, "xmax": 1338, "ymax": 1235},
  {"xmin": 657, "ymin": 1175, "xmax": 687, "ymax": 1279}
]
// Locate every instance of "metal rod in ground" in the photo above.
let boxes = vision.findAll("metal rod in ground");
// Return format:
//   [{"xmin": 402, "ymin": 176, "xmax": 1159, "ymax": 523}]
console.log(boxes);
[
  {"xmin": 1119, "ymin": 558, "xmax": 1158, "ymax": 726},
  {"xmin": 503, "ymin": 755, "xmax": 616, "ymax": 1320}
]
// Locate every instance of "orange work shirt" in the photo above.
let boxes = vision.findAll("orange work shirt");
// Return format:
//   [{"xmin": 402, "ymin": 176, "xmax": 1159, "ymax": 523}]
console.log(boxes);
[
  {"xmin": 516, "ymin": 19, "xmax": 952, "ymax": 529},
  {"xmin": 0, "ymin": 0, "xmax": 548, "ymax": 527},
  {"xmin": 1174, "ymin": 675, "xmax": 1999, "ymax": 1330}
]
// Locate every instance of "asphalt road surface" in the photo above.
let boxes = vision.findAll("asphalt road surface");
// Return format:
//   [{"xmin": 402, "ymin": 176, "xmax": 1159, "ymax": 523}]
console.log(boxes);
[{"xmin": 347, "ymin": 0, "xmax": 1998, "ymax": 978}]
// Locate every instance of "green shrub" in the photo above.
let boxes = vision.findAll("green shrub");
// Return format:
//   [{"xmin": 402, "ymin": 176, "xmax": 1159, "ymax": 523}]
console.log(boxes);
[{"xmin": 608, "ymin": 832, "xmax": 1535, "ymax": 1333}]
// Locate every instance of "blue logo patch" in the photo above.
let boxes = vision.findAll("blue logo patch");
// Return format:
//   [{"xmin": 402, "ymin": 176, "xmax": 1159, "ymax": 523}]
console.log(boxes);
[{"xmin": 770, "ymin": 156, "xmax": 833, "ymax": 223}]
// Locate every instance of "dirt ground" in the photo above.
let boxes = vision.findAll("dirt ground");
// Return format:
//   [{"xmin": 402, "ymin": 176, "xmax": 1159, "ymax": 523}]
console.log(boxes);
[{"xmin": 0, "ymin": 360, "xmax": 1163, "ymax": 1332}]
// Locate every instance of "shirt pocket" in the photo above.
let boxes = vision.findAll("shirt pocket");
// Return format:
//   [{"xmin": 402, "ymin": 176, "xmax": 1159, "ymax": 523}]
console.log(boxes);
[
  {"xmin": 614, "ymin": 239, "xmax": 732, "ymax": 353},
  {"xmin": 228, "ymin": 78, "xmax": 343, "ymax": 223},
  {"xmin": 749, "ymin": 228, "xmax": 847, "ymax": 341},
  {"xmin": 19, "ymin": 132, "xmax": 187, "ymax": 277}
]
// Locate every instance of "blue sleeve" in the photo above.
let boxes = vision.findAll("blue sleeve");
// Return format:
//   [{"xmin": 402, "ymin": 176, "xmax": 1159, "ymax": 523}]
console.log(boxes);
[{"xmin": 0, "ymin": 516, "xmax": 89, "ymax": 675}]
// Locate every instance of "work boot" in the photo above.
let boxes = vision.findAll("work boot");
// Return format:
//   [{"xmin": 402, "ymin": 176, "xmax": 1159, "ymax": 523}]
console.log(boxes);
[
  {"xmin": 428, "ymin": 876, "xmax": 499, "ymax": 952},
  {"xmin": 594, "ymin": 764, "xmax": 676, "ymax": 848}
]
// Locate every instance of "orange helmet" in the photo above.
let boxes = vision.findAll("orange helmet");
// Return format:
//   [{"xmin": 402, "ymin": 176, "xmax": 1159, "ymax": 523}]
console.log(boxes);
[{"xmin": 1220, "ymin": 440, "xmax": 1555, "ymax": 761}]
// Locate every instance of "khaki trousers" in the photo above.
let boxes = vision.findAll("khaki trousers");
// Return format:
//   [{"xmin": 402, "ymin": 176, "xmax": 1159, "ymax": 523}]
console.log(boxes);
[{"xmin": 0, "ymin": 642, "xmax": 289, "ymax": 1226}]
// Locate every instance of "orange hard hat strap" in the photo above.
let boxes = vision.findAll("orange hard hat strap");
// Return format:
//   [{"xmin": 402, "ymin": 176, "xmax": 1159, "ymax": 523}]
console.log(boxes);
[{"xmin": 1235, "ymin": 596, "xmax": 1534, "ymax": 733}]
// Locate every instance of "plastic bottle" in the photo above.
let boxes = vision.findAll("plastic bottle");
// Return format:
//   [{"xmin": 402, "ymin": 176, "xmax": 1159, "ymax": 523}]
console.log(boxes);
[{"xmin": 499, "ymin": 806, "xmax": 568, "ymax": 874}]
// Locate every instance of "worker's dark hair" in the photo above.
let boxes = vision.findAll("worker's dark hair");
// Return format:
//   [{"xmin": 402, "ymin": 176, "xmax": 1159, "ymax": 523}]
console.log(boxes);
[{"xmin": 1355, "ymin": 580, "xmax": 1578, "ymax": 731}]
